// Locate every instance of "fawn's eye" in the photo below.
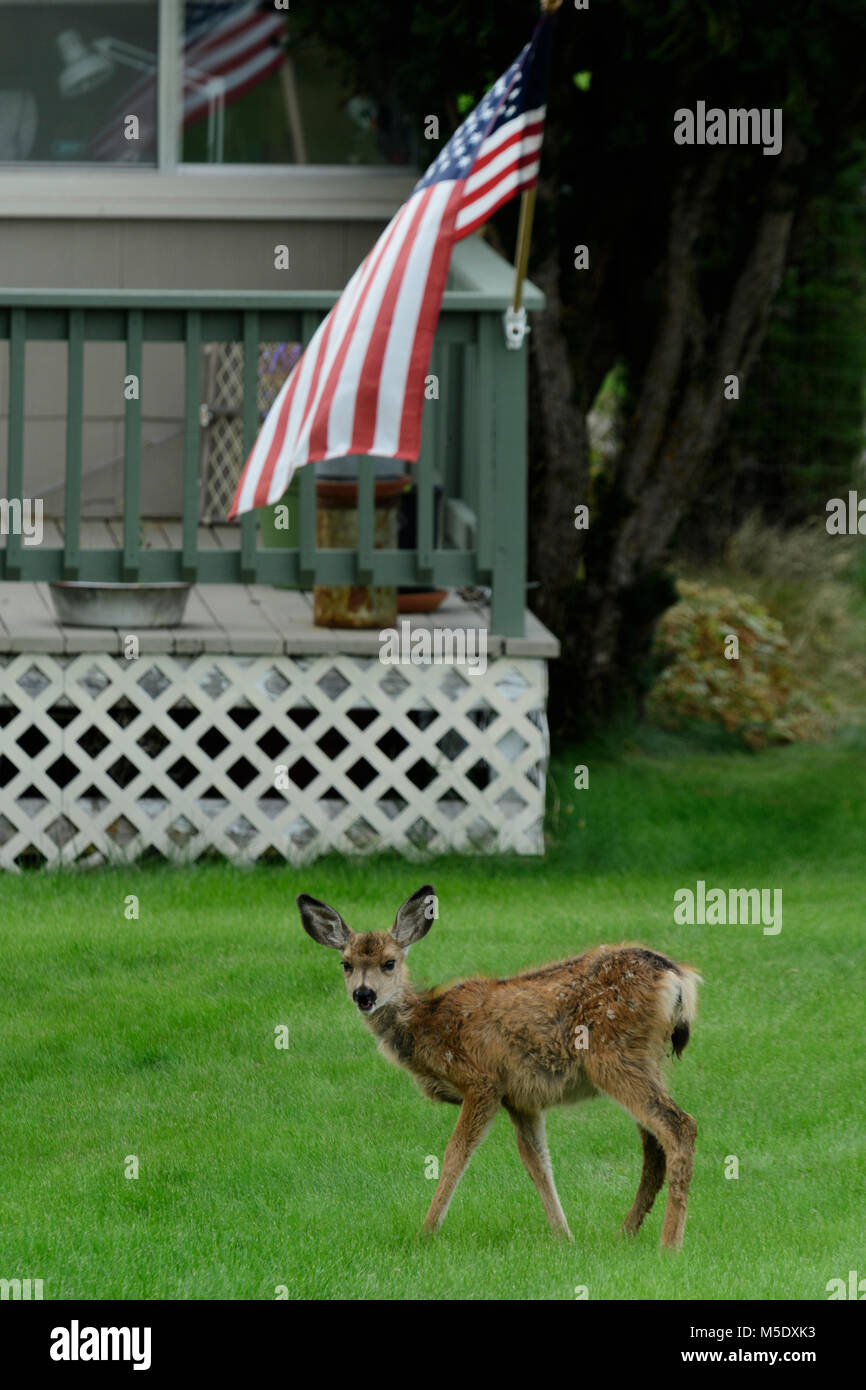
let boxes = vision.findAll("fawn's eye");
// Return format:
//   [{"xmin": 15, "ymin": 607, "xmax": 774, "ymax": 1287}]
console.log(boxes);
[
  {"xmin": 382, "ymin": 960, "xmax": 396, "ymax": 972},
  {"xmin": 341, "ymin": 961, "xmax": 352, "ymax": 973}
]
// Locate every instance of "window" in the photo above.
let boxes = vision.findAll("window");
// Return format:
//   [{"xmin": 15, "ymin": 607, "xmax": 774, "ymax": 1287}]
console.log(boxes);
[
  {"xmin": 0, "ymin": 2, "xmax": 160, "ymax": 164},
  {"xmin": 0, "ymin": 0, "xmax": 418, "ymax": 169},
  {"xmin": 179, "ymin": 3, "xmax": 418, "ymax": 167}
]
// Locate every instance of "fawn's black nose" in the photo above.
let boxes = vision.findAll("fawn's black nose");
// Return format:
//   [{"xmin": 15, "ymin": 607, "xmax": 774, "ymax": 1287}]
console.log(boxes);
[{"xmin": 353, "ymin": 986, "xmax": 376, "ymax": 1012}]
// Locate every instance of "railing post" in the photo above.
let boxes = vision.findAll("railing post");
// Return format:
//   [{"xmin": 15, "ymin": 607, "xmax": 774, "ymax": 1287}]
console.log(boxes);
[
  {"xmin": 182, "ymin": 310, "xmax": 202, "ymax": 581},
  {"xmin": 476, "ymin": 314, "xmax": 496, "ymax": 581},
  {"xmin": 5, "ymin": 308, "xmax": 26, "ymax": 580},
  {"xmin": 122, "ymin": 308, "xmax": 143, "ymax": 581},
  {"xmin": 488, "ymin": 312, "xmax": 527, "ymax": 639},
  {"xmin": 298, "ymin": 464, "xmax": 316, "ymax": 588},
  {"xmin": 63, "ymin": 309, "xmax": 84, "ymax": 579},
  {"xmin": 413, "ymin": 339, "xmax": 442, "ymax": 587},
  {"xmin": 356, "ymin": 455, "xmax": 375, "ymax": 584},
  {"xmin": 298, "ymin": 310, "xmax": 321, "ymax": 590},
  {"xmin": 240, "ymin": 310, "xmax": 259, "ymax": 583}
]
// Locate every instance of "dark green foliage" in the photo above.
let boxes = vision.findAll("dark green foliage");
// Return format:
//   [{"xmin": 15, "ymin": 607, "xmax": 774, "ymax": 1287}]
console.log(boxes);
[
  {"xmin": 719, "ymin": 144, "xmax": 866, "ymax": 525},
  {"xmin": 296, "ymin": 2, "xmax": 866, "ymax": 735}
]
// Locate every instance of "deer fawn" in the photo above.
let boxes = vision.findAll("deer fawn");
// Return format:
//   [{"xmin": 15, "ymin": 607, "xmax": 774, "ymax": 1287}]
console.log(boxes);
[{"xmin": 298, "ymin": 884, "xmax": 701, "ymax": 1249}]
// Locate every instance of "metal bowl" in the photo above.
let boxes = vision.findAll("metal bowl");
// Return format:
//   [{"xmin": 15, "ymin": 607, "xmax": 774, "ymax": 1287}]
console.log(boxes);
[{"xmin": 49, "ymin": 581, "xmax": 192, "ymax": 629}]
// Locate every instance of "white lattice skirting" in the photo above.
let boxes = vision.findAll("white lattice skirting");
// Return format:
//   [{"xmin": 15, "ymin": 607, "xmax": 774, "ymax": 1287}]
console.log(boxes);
[{"xmin": 0, "ymin": 651, "xmax": 549, "ymax": 868}]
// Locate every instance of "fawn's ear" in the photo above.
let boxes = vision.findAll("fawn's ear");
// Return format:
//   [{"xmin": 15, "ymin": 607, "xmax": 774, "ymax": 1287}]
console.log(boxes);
[
  {"xmin": 297, "ymin": 894, "xmax": 352, "ymax": 949},
  {"xmin": 391, "ymin": 885, "xmax": 436, "ymax": 947}
]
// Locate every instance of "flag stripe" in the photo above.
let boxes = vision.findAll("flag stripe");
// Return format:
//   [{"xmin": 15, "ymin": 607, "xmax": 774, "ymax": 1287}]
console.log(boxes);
[
  {"xmin": 187, "ymin": 15, "xmax": 283, "ymax": 80},
  {"xmin": 308, "ymin": 193, "xmax": 428, "ymax": 459},
  {"xmin": 395, "ymin": 182, "xmax": 463, "ymax": 458},
  {"xmin": 343, "ymin": 189, "xmax": 439, "ymax": 456},
  {"xmin": 464, "ymin": 148, "xmax": 542, "ymax": 211},
  {"xmin": 478, "ymin": 104, "xmax": 546, "ymax": 156},
  {"xmin": 290, "ymin": 205, "xmax": 416, "ymax": 466},
  {"xmin": 455, "ymin": 158, "xmax": 541, "ymax": 237},
  {"xmin": 463, "ymin": 120, "xmax": 545, "ymax": 192},
  {"xmin": 188, "ymin": 4, "xmax": 274, "ymax": 59},
  {"xmin": 371, "ymin": 181, "xmax": 455, "ymax": 456}
]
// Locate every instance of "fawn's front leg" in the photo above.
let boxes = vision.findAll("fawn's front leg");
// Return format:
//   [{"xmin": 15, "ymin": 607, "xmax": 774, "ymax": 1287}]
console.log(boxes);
[{"xmin": 422, "ymin": 1092, "xmax": 499, "ymax": 1235}]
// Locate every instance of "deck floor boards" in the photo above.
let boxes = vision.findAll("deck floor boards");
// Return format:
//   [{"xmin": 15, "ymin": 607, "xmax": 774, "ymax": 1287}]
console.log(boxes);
[
  {"xmin": 0, "ymin": 525, "xmax": 559, "ymax": 657},
  {"xmin": 0, "ymin": 583, "xmax": 558, "ymax": 657}
]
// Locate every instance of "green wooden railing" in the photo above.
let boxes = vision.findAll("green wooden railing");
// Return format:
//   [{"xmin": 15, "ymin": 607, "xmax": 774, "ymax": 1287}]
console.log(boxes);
[{"xmin": 0, "ymin": 245, "xmax": 542, "ymax": 636}]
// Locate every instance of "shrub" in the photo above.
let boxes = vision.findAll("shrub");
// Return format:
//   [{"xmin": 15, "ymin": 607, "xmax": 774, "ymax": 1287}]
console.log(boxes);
[{"xmin": 646, "ymin": 580, "xmax": 833, "ymax": 748}]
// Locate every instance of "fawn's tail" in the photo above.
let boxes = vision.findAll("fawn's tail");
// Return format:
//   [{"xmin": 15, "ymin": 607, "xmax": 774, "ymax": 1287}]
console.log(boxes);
[{"xmin": 667, "ymin": 964, "xmax": 702, "ymax": 1058}]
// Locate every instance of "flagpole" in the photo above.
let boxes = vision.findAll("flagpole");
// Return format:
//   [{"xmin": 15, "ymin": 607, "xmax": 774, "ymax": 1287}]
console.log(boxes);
[{"xmin": 504, "ymin": 0, "xmax": 561, "ymax": 349}]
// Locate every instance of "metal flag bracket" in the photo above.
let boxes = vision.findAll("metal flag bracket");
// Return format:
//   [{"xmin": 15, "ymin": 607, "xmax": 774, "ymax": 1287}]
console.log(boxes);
[{"xmin": 503, "ymin": 305, "xmax": 530, "ymax": 350}]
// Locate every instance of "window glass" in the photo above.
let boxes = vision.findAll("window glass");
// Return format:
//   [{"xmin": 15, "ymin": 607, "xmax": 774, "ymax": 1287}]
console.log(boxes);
[
  {"xmin": 0, "ymin": 1, "xmax": 159, "ymax": 164},
  {"xmin": 181, "ymin": 2, "xmax": 418, "ymax": 166},
  {"xmin": 0, "ymin": 1, "xmax": 418, "ymax": 168}
]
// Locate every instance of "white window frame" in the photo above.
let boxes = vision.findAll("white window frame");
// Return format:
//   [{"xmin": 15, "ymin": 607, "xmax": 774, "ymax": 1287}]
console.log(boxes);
[
  {"xmin": 157, "ymin": 0, "xmax": 181, "ymax": 172},
  {"xmin": 0, "ymin": 0, "xmax": 418, "ymax": 220}
]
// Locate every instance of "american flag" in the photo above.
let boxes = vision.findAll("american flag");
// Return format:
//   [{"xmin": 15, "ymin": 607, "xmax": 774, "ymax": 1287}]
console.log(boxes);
[
  {"xmin": 90, "ymin": 2, "xmax": 285, "ymax": 162},
  {"xmin": 229, "ymin": 14, "xmax": 553, "ymax": 518}
]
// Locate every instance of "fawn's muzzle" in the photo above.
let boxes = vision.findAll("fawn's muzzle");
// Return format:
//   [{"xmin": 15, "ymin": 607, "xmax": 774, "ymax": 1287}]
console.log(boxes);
[{"xmin": 353, "ymin": 986, "xmax": 376, "ymax": 1012}]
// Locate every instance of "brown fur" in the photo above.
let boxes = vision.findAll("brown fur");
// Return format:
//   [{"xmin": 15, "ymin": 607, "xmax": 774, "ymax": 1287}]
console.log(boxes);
[{"xmin": 298, "ymin": 885, "xmax": 701, "ymax": 1249}]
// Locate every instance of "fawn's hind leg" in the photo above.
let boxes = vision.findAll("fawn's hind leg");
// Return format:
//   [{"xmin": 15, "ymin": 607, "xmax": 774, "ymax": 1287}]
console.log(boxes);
[
  {"xmin": 622, "ymin": 1124, "xmax": 666, "ymax": 1235},
  {"xmin": 586, "ymin": 1063, "xmax": 697, "ymax": 1250},
  {"xmin": 505, "ymin": 1106, "xmax": 573, "ymax": 1241}
]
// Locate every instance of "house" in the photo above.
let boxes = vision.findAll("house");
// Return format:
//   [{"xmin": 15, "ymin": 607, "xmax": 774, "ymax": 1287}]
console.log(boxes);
[{"xmin": 0, "ymin": 0, "xmax": 558, "ymax": 870}]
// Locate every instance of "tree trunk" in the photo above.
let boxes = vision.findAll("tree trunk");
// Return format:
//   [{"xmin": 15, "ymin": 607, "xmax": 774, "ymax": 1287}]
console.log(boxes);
[{"xmin": 529, "ymin": 138, "xmax": 805, "ymax": 736}]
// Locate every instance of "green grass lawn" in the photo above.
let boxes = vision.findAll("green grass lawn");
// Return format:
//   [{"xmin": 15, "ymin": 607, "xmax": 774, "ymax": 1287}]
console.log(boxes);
[{"xmin": 1, "ymin": 727, "xmax": 864, "ymax": 1300}]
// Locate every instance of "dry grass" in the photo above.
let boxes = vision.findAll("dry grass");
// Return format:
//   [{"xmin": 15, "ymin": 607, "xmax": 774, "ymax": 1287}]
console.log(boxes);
[{"xmin": 678, "ymin": 514, "xmax": 866, "ymax": 723}]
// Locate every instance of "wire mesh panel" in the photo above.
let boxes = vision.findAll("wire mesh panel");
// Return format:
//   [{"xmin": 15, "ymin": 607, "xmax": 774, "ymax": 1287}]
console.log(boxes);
[{"xmin": 200, "ymin": 340, "xmax": 301, "ymax": 522}]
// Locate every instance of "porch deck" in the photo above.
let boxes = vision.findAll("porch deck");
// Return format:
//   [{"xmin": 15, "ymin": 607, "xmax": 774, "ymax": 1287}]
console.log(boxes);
[
  {"xmin": 0, "ymin": 570, "xmax": 556, "ymax": 868},
  {"xmin": 0, "ymin": 256, "xmax": 553, "ymax": 865},
  {"xmin": 0, "ymin": 572, "xmax": 558, "ymax": 658}
]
